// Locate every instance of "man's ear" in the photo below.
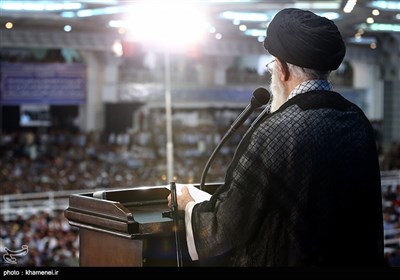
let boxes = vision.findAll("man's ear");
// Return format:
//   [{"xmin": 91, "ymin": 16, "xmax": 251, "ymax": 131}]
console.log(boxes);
[{"xmin": 277, "ymin": 59, "xmax": 290, "ymax": 81}]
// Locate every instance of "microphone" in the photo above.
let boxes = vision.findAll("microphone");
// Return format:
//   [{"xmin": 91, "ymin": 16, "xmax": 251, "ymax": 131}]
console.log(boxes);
[{"xmin": 199, "ymin": 87, "xmax": 271, "ymax": 190}]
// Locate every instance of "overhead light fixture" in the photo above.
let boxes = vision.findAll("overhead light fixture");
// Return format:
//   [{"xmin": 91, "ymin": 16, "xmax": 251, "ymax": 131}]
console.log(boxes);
[
  {"xmin": 369, "ymin": 1, "xmax": 400, "ymax": 10},
  {"xmin": 366, "ymin": 17, "xmax": 375, "ymax": 24},
  {"xmin": 244, "ymin": 29, "xmax": 265, "ymax": 37},
  {"xmin": 372, "ymin": 9, "xmax": 380, "ymax": 16},
  {"xmin": 122, "ymin": 2, "xmax": 208, "ymax": 45},
  {"xmin": 220, "ymin": 11, "xmax": 269, "ymax": 22},
  {"xmin": 358, "ymin": 22, "xmax": 400, "ymax": 32},
  {"xmin": 370, "ymin": 23, "xmax": 400, "ymax": 31},
  {"xmin": 0, "ymin": 1, "xmax": 82, "ymax": 11},
  {"xmin": 347, "ymin": 36, "xmax": 377, "ymax": 45},
  {"xmin": 64, "ymin": 25, "xmax": 72, "ymax": 32},
  {"xmin": 294, "ymin": 1, "xmax": 341, "ymax": 10},
  {"xmin": 61, "ymin": 4, "xmax": 127, "ymax": 18},
  {"xmin": 318, "ymin": 12, "xmax": 340, "ymax": 20},
  {"xmin": 343, "ymin": 0, "xmax": 357, "ymax": 13},
  {"xmin": 76, "ymin": 6, "xmax": 121, "ymax": 17}
]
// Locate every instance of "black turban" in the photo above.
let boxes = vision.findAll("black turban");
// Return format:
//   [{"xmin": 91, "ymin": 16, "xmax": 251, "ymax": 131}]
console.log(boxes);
[{"xmin": 263, "ymin": 8, "xmax": 346, "ymax": 71}]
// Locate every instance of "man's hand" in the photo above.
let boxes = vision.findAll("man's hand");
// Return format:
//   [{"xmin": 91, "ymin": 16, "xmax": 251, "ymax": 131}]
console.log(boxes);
[{"xmin": 168, "ymin": 185, "xmax": 195, "ymax": 211}]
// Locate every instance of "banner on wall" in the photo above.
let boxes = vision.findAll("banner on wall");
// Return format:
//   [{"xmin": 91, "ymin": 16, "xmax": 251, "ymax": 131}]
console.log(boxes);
[{"xmin": 0, "ymin": 62, "xmax": 86, "ymax": 105}]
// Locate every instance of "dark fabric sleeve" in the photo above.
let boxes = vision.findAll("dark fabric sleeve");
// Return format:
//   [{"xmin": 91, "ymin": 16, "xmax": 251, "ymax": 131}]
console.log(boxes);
[{"xmin": 191, "ymin": 122, "xmax": 272, "ymax": 260}]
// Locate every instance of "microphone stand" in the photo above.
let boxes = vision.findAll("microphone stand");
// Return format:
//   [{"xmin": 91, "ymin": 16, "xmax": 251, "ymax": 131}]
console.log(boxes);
[
  {"xmin": 199, "ymin": 128, "xmax": 234, "ymax": 191},
  {"xmin": 169, "ymin": 181, "xmax": 183, "ymax": 267},
  {"xmin": 199, "ymin": 88, "xmax": 270, "ymax": 190}
]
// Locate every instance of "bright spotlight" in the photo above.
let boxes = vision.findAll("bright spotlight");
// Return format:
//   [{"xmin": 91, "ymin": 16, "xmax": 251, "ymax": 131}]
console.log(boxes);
[{"xmin": 124, "ymin": 2, "xmax": 208, "ymax": 46}]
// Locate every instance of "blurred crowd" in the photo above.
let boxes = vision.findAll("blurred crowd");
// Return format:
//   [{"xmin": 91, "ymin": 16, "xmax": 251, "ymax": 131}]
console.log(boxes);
[
  {"xmin": 1, "ymin": 211, "xmax": 79, "ymax": 267},
  {"xmin": 1, "ymin": 129, "xmax": 163, "ymax": 196},
  {"xmin": 0, "ymin": 128, "xmax": 241, "ymax": 196},
  {"xmin": 383, "ymin": 184, "xmax": 400, "ymax": 267}
]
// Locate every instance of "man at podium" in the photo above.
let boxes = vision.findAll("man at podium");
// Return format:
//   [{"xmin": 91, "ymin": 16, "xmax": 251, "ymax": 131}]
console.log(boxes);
[{"xmin": 168, "ymin": 8, "xmax": 384, "ymax": 266}]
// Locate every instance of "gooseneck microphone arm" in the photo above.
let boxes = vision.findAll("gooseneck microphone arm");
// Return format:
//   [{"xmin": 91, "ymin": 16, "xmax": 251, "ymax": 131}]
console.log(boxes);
[{"xmin": 199, "ymin": 88, "xmax": 271, "ymax": 190}]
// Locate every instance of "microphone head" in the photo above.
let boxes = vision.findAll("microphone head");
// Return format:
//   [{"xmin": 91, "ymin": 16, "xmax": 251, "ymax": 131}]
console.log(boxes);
[{"xmin": 251, "ymin": 87, "xmax": 271, "ymax": 108}]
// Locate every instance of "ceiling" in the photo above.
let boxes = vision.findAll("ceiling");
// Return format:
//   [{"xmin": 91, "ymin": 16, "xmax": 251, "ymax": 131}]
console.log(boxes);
[{"xmin": 1, "ymin": 0, "xmax": 400, "ymax": 48}]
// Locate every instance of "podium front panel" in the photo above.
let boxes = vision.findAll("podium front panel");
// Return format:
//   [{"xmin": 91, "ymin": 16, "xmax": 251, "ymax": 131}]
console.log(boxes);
[{"xmin": 79, "ymin": 228, "xmax": 142, "ymax": 266}]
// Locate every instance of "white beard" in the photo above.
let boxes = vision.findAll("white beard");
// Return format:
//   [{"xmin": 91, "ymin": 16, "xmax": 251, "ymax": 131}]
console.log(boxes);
[{"xmin": 269, "ymin": 67, "xmax": 287, "ymax": 113}]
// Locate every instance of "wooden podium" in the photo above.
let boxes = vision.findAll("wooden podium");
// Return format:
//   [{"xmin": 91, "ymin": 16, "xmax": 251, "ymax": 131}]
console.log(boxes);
[{"xmin": 64, "ymin": 183, "xmax": 220, "ymax": 267}]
